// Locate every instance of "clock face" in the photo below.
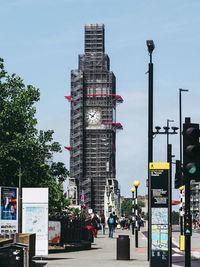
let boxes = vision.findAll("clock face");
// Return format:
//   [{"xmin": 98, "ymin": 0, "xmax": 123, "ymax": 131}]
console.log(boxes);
[{"xmin": 85, "ymin": 107, "xmax": 101, "ymax": 126}]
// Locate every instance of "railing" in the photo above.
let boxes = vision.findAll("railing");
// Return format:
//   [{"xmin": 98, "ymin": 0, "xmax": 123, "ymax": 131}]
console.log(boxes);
[{"xmin": 49, "ymin": 217, "xmax": 93, "ymax": 246}]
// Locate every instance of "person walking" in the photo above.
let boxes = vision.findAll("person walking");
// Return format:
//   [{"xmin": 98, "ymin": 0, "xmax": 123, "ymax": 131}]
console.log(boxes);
[
  {"xmin": 108, "ymin": 213, "xmax": 115, "ymax": 238},
  {"xmin": 91, "ymin": 212, "xmax": 100, "ymax": 237},
  {"xmin": 112, "ymin": 211, "xmax": 117, "ymax": 232},
  {"xmin": 100, "ymin": 214, "xmax": 106, "ymax": 235}
]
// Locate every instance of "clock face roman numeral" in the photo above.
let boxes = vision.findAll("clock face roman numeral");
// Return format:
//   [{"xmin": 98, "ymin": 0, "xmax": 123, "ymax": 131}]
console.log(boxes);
[{"xmin": 85, "ymin": 107, "xmax": 101, "ymax": 125}]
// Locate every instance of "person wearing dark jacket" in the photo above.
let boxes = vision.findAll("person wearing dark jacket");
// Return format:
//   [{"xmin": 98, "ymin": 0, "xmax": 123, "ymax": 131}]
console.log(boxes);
[
  {"xmin": 100, "ymin": 214, "xmax": 106, "ymax": 235},
  {"xmin": 91, "ymin": 212, "xmax": 100, "ymax": 237}
]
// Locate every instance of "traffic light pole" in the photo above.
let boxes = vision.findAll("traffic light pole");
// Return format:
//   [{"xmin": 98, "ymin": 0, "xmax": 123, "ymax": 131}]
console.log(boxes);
[
  {"xmin": 185, "ymin": 177, "xmax": 191, "ymax": 267},
  {"xmin": 179, "ymin": 89, "xmax": 188, "ymax": 235},
  {"xmin": 180, "ymin": 191, "xmax": 184, "ymax": 235},
  {"xmin": 168, "ymin": 144, "xmax": 172, "ymax": 267}
]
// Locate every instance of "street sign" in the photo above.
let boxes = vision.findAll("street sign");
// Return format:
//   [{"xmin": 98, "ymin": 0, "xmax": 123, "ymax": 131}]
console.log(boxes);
[{"xmin": 149, "ymin": 163, "xmax": 170, "ymax": 267}]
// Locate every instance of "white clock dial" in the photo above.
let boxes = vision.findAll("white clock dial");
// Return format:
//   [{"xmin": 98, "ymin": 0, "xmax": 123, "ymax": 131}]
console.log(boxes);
[{"xmin": 85, "ymin": 107, "xmax": 101, "ymax": 125}]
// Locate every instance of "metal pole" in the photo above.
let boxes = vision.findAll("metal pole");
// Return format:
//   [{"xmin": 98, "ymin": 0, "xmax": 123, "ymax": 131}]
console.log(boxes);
[
  {"xmin": 168, "ymin": 144, "xmax": 172, "ymax": 267},
  {"xmin": 180, "ymin": 190, "xmax": 183, "ymax": 235},
  {"xmin": 179, "ymin": 90, "xmax": 182, "ymax": 166},
  {"xmin": 148, "ymin": 53, "xmax": 153, "ymax": 261},
  {"xmin": 167, "ymin": 120, "xmax": 174, "ymax": 162},
  {"xmin": 179, "ymin": 89, "xmax": 188, "ymax": 237},
  {"xmin": 132, "ymin": 191, "xmax": 135, "ymax": 235},
  {"xmin": 185, "ymin": 178, "xmax": 191, "ymax": 267},
  {"xmin": 18, "ymin": 166, "xmax": 22, "ymax": 233},
  {"xmin": 167, "ymin": 120, "xmax": 169, "ymax": 155},
  {"xmin": 135, "ymin": 187, "xmax": 138, "ymax": 248}
]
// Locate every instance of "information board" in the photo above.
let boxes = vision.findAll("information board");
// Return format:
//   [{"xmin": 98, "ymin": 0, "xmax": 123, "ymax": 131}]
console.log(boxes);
[
  {"xmin": 149, "ymin": 163, "xmax": 170, "ymax": 267},
  {"xmin": 22, "ymin": 188, "xmax": 48, "ymax": 256}
]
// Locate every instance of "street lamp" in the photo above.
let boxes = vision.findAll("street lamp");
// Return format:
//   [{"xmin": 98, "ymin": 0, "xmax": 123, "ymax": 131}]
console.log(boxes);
[
  {"xmin": 153, "ymin": 124, "xmax": 178, "ymax": 161},
  {"xmin": 131, "ymin": 187, "xmax": 135, "ymax": 235},
  {"xmin": 106, "ymin": 185, "xmax": 113, "ymax": 215},
  {"xmin": 133, "ymin": 181, "xmax": 140, "ymax": 248},
  {"xmin": 167, "ymin": 119, "xmax": 174, "ymax": 160},
  {"xmin": 146, "ymin": 40, "xmax": 155, "ymax": 261},
  {"xmin": 179, "ymin": 89, "xmax": 189, "ymax": 167}
]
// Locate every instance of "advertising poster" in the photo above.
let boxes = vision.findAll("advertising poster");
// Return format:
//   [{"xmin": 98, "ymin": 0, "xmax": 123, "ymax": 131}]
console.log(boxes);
[
  {"xmin": 149, "ymin": 163, "xmax": 170, "ymax": 267},
  {"xmin": 48, "ymin": 221, "xmax": 61, "ymax": 244},
  {"xmin": 0, "ymin": 187, "xmax": 18, "ymax": 233}
]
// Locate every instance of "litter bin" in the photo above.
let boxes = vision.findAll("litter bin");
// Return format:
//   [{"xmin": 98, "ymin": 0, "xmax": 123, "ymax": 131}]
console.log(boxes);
[
  {"xmin": 116, "ymin": 235, "xmax": 130, "ymax": 260},
  {"xmin": 0, "ymin": 243, "xmax": 29, "ymax": 267}
]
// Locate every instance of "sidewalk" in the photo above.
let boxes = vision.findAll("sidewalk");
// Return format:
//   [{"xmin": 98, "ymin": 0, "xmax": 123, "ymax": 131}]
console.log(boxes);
[{"xmin": 33, "ymin": 227, "xmax": 200, "ymax": 267}]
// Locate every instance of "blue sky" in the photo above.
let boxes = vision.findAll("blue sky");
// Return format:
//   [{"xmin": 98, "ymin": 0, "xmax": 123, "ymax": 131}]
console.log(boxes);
[{"xmin": 1, "ymin": 0, "xmax": 200, "ymax": 204}]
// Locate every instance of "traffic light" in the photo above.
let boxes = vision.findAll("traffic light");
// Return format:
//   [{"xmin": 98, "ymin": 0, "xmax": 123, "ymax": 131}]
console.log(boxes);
[
  {"xmin": 183, "ymin": 117, "xmax": 200, "ymax": 180},
  {"xmin": 174, "ymin": 160, "xmax": 184, "ymax": 188},
  {"xmin": 184, "ymin": 214, "xmax": 192, "ymax": 236}
]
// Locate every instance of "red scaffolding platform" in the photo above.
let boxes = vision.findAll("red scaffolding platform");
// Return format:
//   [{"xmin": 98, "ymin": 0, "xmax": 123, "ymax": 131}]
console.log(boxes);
[{"xmin": 103, "ymin": 122, "xmax": 123, "ymax": 130}]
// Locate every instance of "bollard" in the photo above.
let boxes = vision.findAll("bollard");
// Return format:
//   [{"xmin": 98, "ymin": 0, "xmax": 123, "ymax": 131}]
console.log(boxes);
[
  {"xmin": 116, "ymin": 235, "xmax": 130, "ymax": 260},
  {"xmin": 180, "ymin": 235, "xmax": 185, "ymax": 251},
  {"xmin": 132, "ymin": 221, "xmax": 135, "ymax": 235},
  {"xmin": 135, "ymin": 229, "xmax": 138, "ymax": 248}
]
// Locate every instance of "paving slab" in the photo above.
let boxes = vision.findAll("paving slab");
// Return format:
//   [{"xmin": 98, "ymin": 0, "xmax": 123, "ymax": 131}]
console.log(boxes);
[{"xmin": 32, "ymin": 226, "xmax": 200, "ymax": 267}]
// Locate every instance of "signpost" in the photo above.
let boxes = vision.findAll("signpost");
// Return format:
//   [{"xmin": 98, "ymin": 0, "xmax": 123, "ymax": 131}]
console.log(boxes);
[{"xmin": 149, "ymin": 163, "xmax": 171, "ymax": 267}]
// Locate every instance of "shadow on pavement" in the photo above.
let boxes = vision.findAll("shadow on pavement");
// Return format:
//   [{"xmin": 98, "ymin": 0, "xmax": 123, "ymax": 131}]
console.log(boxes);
[
  {"xmin": 31, "ymin": 262, "xmax": 47, "ymax": 267},
  {"xmin": 33, "ymin": 257, "xmax": 73, "ymax": 261}
]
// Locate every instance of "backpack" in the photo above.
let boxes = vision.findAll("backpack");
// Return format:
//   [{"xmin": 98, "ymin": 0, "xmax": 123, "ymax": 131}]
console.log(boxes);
[{"xmin": 109, "ymin": 217, "xmax": 114, "ymax": 224}]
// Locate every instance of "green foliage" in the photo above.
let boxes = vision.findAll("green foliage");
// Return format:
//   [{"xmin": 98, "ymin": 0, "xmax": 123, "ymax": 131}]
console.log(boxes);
[
  {"xmin": 121, "ymin": 199, "xmax": 145, "ymax": 216},
  {"xmin": 0, "ymin": 58, "xmax": 69, "ymax": 217},
  {"xmin": 121, "ymin": 200, "xmax": 132, "ymax": 216},
  {"xmin": 69, "ymin": 208, "xmax": 81, "ymax": 217}
]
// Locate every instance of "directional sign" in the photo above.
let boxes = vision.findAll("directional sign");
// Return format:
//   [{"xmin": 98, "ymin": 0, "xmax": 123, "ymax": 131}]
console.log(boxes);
[{"xmin": 149, "ymin": 163, "xmax": 170, "ymax": 267}]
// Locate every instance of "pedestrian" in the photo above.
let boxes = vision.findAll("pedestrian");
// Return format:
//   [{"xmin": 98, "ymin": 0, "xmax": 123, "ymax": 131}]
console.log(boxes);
[
  {"xmin": 108, "ymin": 213, "xmax": 115, "ymax": 238},
  {"xmin": 112, "ymin": 211, "xmax": 117, "ymax": 232},
  {"xmin": 91, "ymin": 212, "xmax": 100, "ymax": 237},
  {"xmin": 100, "ymin": 213, "xmax": 106, "ymax": 235},
  {"xmin": 137, "ymin": 215, "xmax": 141, "ymax": 231}
]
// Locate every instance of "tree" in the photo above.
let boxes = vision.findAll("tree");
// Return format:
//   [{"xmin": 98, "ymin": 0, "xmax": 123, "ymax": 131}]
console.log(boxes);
[
  {"xmin": 0, "ymin": 58, "xmax": 69, "ymax": 217},
  {"xmin": 121, "ymin": 200, "xmax": 132, "ymax": 216},
  {"xmin": 121, "ymin": 199, "xmax": 146, "ymax": 217}
]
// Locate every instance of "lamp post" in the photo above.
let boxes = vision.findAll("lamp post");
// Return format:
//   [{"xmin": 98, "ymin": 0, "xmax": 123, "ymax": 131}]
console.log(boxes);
[
  {"xmin": 134, "ymin": 181, "xmax": 140, "ymax": 248},
  {"xmin": 179, "ymin": 89, "xmax": 189, "ymax": 168},
  {"xmin": 18, "ymin": 166, "xmax": 22, "ymax": 233},
  {"xmin": 146, "ymin": 40, "xmax": 155, "ymax": 261},
  {"xmin": 106, "ymin": 185, "xmax": 111, "ymax": 217},
  {"xmin": 166, "ymin": 119, "xmax": 174, "ymax": 161},
  {"xmin": 131, "ymin": 187, "xmax": 135, "ymax": 235}
]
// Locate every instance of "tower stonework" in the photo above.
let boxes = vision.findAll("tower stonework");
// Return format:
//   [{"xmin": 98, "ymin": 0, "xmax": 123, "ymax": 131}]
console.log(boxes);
[{"xmin": 69, "ymin": 24, "xmax": 123, "ymax": 214}]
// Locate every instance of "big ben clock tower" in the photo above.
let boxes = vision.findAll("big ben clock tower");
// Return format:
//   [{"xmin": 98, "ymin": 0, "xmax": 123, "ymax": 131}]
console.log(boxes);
[{"xmin": 67, "ymin": 24, "xmax": 123, "ymax": 215}]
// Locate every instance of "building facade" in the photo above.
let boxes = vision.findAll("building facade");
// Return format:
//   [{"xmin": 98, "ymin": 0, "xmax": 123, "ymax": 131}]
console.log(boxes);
[{"xmin": 67, "ymin": 24, "xmax": 123, "ymax": 215}]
